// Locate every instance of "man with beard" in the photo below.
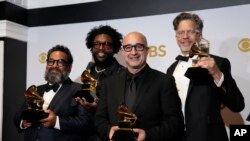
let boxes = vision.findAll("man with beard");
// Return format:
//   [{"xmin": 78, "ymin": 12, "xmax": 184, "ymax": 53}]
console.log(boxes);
[
  {"xmin": 75, "ymin": 25, "xmax": 124, "ymax": 109},
  {"xmin": 75, "ymin": 25, "xmax": 124, "ymax": 141},
  {"xmin": 14, "ymin": 45, "xmax": 93, "ymax": 141}
]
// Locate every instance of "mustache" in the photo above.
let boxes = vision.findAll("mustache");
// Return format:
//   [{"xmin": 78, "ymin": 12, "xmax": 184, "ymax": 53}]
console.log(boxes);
[{"xmin": 48, "ymin": 67, "xmax": 61, "ymax": 73}]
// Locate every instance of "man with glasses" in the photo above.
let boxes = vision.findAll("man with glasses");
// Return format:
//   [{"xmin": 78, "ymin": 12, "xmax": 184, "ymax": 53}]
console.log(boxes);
[
  {"xmin": 76, "ymin": 25, "xmax": 124, "ymax": 107},
  {"xmin": 75, "ymin": 25, "xmax": 124, "ymax": 140},
  {"xmin": 14, "ymin": 45, "xmax": 93, "ymax": 141},
  {"xmin": 95, "ymin": 31, "xmax": 184, "ymax": 141},
  {"xmin": 167, "ymin": 12, "xmax": 245, "ymax": 141}
]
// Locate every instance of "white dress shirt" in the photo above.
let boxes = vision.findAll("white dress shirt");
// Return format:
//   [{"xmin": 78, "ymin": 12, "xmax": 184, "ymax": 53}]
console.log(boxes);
[{"xmin": 43, "ymin": 84, "xmax": 62, "ymax": 130}]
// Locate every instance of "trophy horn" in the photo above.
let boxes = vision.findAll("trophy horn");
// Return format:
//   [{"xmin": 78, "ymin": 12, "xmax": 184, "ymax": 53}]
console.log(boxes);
[
  {"xmin": 24, "ymin": 85, "xmax": 44, "ymax": 109},
  {"xmin": 117, "ymin": 104, "xmax": 137, "ymax": 126},
  {"xmin": 25, "ymin": 85, "xmax": 43, "ymax": 100},
  {"xmin": 189, "ymin": 38, "xmax": 210, "ymax": 57},
  {"xmin": 81, "ymin": 69, "xmax": 98, "ymax": 92}
]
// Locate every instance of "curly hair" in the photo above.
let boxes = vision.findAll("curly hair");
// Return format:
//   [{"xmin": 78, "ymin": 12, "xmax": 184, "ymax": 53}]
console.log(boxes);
[
  {"xmin": 173, "ymin": 12, "xmax": 204, "ymax": 33},
  {"xmin": 47, "ymin": 44, "xmax": 73, "ymax": 64},
  {"xmin": 85, "ymin": 25, "xmax": 123, "ymax": 54}
]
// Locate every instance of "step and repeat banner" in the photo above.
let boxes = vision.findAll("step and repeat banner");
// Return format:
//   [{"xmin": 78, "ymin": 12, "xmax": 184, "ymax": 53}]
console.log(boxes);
[{"xmin": 27, "ymin": 4, "xmax": 250, "ymax": 127}]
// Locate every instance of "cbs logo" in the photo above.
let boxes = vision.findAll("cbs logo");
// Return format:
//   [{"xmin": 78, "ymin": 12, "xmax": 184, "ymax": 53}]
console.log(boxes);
[
  {"xmin": 148, "ymin": 45, "xmax": 167, "ymax": 57},
  {"xmin": 238, "ymin": 38, "xmax": 250, "ymax": 52},
  {"xmin": 39, "ymin": 52, "xmax": 47, "ymax": 64}
]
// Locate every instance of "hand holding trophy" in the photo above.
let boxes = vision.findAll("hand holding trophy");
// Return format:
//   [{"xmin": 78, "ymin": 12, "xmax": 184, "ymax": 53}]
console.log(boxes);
[
  {"xmin": 185, "ymin": 38, "xmax": 210, "ymax": 79},
  {"xmin": 20, "ymin": 85, "xmax": 49, "ymax": 121},
  {"xmin": 112, "ymin": 104, "xmax": 138, "ymax": 141},
  {"xmin": 74, "ymin": 69, "xmax": 98, "ymax": 102}
]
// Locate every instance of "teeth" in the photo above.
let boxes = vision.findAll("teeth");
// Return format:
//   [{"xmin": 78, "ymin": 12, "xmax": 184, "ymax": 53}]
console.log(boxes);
[{"xmin": 98, "ymin": 52, "xmax": 105, "ymax": 57}]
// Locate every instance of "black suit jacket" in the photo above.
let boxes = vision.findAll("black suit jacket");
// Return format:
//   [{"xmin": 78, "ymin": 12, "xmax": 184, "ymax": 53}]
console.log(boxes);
[
  {"xmin": 95, "ymin": 65, "xmax": 184, "ymax": 141},
  {"xmin": 14, "ymin": 78, "xmax": 93, "ymax": 141},
  {"xmin": 167, "ymin": 55, "xmax": 245, "ymax": 141}
]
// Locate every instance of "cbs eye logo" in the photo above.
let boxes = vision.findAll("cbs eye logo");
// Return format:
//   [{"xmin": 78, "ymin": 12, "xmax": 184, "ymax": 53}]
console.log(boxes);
[
  {"xmin": 238, "ymin": 38, "xmax": 250, "ymax": 52},
  {"xmin": 39, "ymin": 52, "xmax": 47, "ymax": 64}
]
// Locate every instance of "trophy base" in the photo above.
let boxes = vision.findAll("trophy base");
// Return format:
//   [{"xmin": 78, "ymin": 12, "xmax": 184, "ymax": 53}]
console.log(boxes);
[
  {"xmin": 185, "ymin": 67, "xmax": 209, "ymax": 80},
  {"xmin": 74, "ymin": 89, "xmax": 94, "ymax": 103},
  {"xmin": 112, "ymin": 128, "xmax": 138, "ymax": 141},
  {"xmin": 21, "ymin": 109, "xmax": 49, "ymax": 121}
]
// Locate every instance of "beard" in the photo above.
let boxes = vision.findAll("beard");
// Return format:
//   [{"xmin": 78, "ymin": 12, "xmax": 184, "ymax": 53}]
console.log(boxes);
[
  {"xmin": 44, "ymin": 67, "xmax": 69, "ymax": 84},
  {"xmin": 93, "ymin": 52, "xmax": 115, "ymax": 68}
]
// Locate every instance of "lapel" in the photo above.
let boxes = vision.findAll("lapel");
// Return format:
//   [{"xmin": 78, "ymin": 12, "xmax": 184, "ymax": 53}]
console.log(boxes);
[
  {"xmin": 168, "ymin": 61, "xmax": 178, "ymax": 74},
  {"xmin": 48, "ymin": 78, "xmax": 72, "ymax": 110},
  {"xmin": 187, "ymin": 80, "xmax": 194, "ymax": 97},
  {"xmin": 168, "ymin": 61, "xmax": 194, "ymax": 100}
]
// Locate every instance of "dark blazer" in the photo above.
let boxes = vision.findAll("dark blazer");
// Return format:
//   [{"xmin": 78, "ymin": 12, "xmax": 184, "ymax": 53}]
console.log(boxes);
[
  {"xmin": 14, "ymin": 78, "xmax": 93, "ymax": 141},
  {"xmin": 95, "ymin": 65, "xmax": 184, "ymax": 141},
  {"xmin": 167, "ymin": 55, "xmax": 245, "ymax": 141}
]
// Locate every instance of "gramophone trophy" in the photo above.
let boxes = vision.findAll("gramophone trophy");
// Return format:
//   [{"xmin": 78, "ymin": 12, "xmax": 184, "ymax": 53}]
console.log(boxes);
[
  {"xmin": 185, "ymin": 38, "xmax": 210, "ymax": 79},
  {"xmin": 112, "ymin": 104, "xmax": 138, "ymax": 141},
  {"xmin": 21, "ymin": 85, "xmax": 49, "ymax": 121},
  {"xmin": 74, "ymin": 69, "xmax": 98, "ymax": 102}
]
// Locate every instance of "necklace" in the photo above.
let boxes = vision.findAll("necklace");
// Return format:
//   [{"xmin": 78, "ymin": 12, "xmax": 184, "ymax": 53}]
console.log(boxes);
[{"xmin": 95, "ymin": 66, "xmax": 106, "ymax": 73}]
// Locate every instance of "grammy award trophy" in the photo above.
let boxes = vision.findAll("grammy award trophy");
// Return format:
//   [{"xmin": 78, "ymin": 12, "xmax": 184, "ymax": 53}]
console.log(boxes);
[
  {"xmin": 20, "ymin": 85, "xmax": 49, "ymax": 121},
  {"xmin": 112, "ymin": 104, "xmax": 138, "ymax": 141},
  {"xmin": 185, "ymin": 38, "xmax": 210, "ymax": 79},
  {"xmin": 74, "ymin": 69, "xmax": 98, "ymax": 102}
]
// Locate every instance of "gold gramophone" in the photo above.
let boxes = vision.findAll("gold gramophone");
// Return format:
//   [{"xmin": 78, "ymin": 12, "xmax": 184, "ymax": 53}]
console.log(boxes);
[
  {"xmin": 185, "ymin": 38, "xmax": 210, "ymax": 79},
  {"xmin": 190, "ymin": 38, "xmax": 210, "ymax": 66},
  {"xmin": 112, "ymin": 104, "xmax": 138, "ymax": 141},
  {"xmin": 21, "ymin": 85, "xmax": 48, "ymax": 121},
  {"xmin": 81, "ymin": 69, "xmax": 98, "ymax": 92},
  {"xmin": 117, "ymin": 104, "xmax": 137, "ymax": 127},
  {"xmin": 74, "ymin": 69, "xmax": 98, "ymax": 102}
]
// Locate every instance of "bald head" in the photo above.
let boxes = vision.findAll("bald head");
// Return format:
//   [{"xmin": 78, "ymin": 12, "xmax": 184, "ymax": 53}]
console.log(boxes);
[{"xmin": 123, "ymin": 32, "xmax": 148, "ymax": 47}]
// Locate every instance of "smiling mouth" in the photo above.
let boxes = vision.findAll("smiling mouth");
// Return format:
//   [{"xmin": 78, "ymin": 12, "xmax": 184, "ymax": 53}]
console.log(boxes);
[{"xmin": 97, "ymin": 52, "xmax": 105, "ymax": 57}]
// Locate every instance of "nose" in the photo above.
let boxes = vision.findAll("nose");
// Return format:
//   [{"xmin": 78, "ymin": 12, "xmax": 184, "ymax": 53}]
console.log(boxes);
[
  {"xmin": 98, "ymin": 44, "xmax": 105, "ymax": 50},
  {"xmin": 131, "ymin": 47, "xmax": 137, "ymax": 54},
  {"xmin": 52, "ymin": 60, "xmax": 59, "ymax": 67},
  {"xmin": 183, "ymin": 32, "xmax": 189, "ymax": 38}
]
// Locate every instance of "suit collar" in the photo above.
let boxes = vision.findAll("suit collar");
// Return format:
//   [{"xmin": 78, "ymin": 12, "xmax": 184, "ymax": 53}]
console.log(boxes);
[{"xmin": 46, "ymin": 78, "xmax": 73, "ymax": 110}]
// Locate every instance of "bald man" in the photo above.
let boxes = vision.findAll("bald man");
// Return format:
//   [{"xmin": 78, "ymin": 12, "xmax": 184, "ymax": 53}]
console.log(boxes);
[{"xmin": 95, "ymin": 32, "xmax": 184, "ymax": 141}]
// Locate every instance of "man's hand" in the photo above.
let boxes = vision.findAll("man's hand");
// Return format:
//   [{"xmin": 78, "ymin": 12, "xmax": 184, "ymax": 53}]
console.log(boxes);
[
  {"xmin": 109, "ymin": 126, "xmax": 146, "ymax": 141},
  {"xmin": 22, "ymin": 120, "xmax": 33, "ymax": 128},
  {"xmin": 39, "ymin": 109, "xmax": 57, "ymax": 128},
  {"xmin": 75, "ymin": 97, "xmax": 98, "ymax": 109},
  {"xmin": 109, "ymin": 126, "xmax": 119, "ymax": 140},
  {"xmin": 133, "ymin": 128, "xmax": 146, "ymax": 141},
  {"xmin": 197, "ymin": 57, "xmax": 222, "ymax": 82}
]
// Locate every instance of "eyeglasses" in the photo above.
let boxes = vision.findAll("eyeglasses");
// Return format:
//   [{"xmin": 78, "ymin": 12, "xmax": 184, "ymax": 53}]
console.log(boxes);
[
  {"xmin": 93, "ymin": 41, "xmax": 113, "ymax": 50},
  {"xmin": 46, "ymin": 59, "xmax": 69, "ymax": 67},
  {"xmin": 122, "ymin": 43, "xmax": 145, "ymax": 52},
  {"xmin": 176, "ymin": 29, "xmax": 200, "ymax": 37}
]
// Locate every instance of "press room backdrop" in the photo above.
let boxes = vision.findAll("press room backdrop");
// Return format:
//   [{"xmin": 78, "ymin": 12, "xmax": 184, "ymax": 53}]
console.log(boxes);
[{"xmin": 27, "ymin": 4, "xmax": 250, "ymax": 127}]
